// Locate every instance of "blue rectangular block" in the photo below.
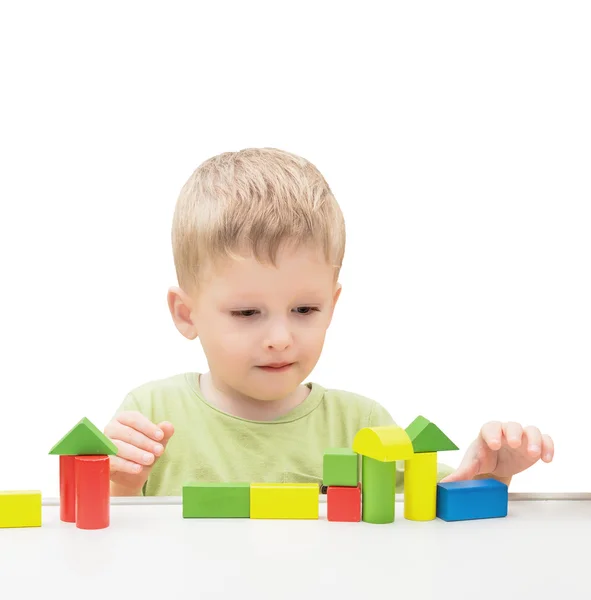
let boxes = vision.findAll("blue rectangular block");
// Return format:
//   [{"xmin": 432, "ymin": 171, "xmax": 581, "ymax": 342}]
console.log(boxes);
[{"xmin": 436, "ymin": 478, "xmax": 508, "ymax": 521}]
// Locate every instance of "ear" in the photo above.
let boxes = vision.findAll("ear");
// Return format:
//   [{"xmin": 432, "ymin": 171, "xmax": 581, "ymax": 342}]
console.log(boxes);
[
  {"xmin": 167, "ymin": 286, "xmax": 199, "ymax": 340},
  {"xmin": 327, "ymin": 282, "xmax": 342, "ymax": 327}
]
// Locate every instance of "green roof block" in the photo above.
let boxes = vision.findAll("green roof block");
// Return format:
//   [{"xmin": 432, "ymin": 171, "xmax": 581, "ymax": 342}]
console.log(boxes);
[
  {"xmin": 323, "ymin": 448, "xmax": 359, "ymax": 486},
  {"xmin": 48, "ymin": 417, "xmax": 118, "ymax": 456},
  {"xmin": 182, "ymin": 483, "xmax": 251, "ymax": 518},
  {"xmin": 405, "ymin": 415, "xmax": 458, "ymax": 453}
]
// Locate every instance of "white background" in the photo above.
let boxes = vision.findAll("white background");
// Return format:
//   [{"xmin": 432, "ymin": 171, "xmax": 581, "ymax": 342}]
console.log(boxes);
[{"xmin": 0, "ymin": 1, "xmax": 588, "ymax": 496}]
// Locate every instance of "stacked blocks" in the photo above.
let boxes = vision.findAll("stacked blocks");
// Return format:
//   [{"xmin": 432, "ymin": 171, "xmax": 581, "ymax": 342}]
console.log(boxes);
[
  {"xmin": 0, "ymin": 491, "xmax": 42, "ymax": 528},
  {"xmin": 49, "ymin": 417, "xmax": 117, "ymax": 530},
  {"xmin": 352, "ymin": 426, "xmax": 414, "ymax": 523},
  {"xmin": 180, "ymin": 418, "xmax": 507, "ymax": 525},
  {"xmin": 3, "ymin": 411, "xmax": 509, "ymax": 530},
  {"xmin": 404, "ymin": 415, "xmax": 459, "ymax": 522},
  {"xmin": 323, "ymin": 448, "xmax": 361, "ymax": 522},
  {"xmin": 436, "ymin": 479, "xmax": 508, "ymax": 521}
]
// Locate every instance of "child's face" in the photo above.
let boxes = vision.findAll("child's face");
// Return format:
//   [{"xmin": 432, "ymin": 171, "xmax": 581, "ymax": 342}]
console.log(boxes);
[{"xmin": 172, "ymin": 243, "xmax": 341, "ymax": 402}]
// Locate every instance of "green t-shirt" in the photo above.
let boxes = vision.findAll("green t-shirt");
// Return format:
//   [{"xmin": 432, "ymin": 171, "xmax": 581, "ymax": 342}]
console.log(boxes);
[{"xmin": 114, "ymin": 372, "xmax": 454, "ymax": 495}]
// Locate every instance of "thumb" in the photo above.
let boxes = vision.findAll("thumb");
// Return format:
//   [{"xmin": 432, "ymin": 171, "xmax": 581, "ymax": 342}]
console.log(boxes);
[
  {"xmin": 439, "ymin": 436, "xmax": 486, "ymax": 483},
  {"xmin": 157, "ymin": 421, "xmax": 174, "ymax": 445},
  {"xmin": 440, "ymin": 459, "xmax": 480, "ymax": 483}
]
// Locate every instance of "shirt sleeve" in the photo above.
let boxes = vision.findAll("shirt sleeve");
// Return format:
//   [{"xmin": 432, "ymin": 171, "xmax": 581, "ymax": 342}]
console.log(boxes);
[{"xmin": 110, "ymin": 391, "xmax": 149, "ymax": 422}]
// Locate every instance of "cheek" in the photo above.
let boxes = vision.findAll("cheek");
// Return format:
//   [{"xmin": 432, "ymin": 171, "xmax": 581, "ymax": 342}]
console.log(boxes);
[
  {"xmin": 300, "ymin": 325, "xmax": 327, "ymax": 353},
  {"xmin": 215, "ymin": 324, "xmax": 254, "ymax": 356}
]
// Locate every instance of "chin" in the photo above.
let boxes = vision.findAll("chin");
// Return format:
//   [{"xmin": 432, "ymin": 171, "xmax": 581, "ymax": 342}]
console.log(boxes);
[{"xmin": 250, "ymin": 376, "xmax": 300, "ymax": 400}]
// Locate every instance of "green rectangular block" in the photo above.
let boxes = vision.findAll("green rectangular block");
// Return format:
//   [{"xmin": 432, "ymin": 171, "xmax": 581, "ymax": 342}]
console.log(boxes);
[
  {"xmin": 182, "ymin": 482, "xmax": 250, "ymax": 518},
  {"xmin": 323, "ymin": 448, "xmax": 359, "ymax": 487}
]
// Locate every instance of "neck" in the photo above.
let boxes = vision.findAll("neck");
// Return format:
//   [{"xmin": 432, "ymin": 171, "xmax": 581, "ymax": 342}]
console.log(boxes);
[{"xmin": 198, "ymin": 372, "xmax": 309, "ymax": 421}]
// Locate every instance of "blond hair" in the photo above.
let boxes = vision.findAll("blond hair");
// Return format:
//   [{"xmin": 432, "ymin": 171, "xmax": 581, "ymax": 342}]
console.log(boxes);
[{"xmin": 171, "ymin": 148, "xmax": 346, "ymax": 293}]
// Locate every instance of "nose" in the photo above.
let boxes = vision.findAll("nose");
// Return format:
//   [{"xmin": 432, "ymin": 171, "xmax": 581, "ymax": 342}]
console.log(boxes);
[{"xmin": 264, "ymin": 318, "xmax": 293, "ymax": 350}]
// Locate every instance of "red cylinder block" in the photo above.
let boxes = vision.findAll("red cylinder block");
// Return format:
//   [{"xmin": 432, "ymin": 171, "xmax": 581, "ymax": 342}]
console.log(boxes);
[
  {"xmin": 74, "ymin": 455, "xmax": 110, "ymax": 530},
  {"xmin": 59, "ymin": 455, "xmax": 76, "ymax": 522}
]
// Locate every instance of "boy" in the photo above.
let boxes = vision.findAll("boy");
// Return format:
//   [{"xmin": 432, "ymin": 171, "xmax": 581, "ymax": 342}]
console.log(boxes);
[{"xmin": 104, "ymin": 148, "xmax": 554, "ymax": 496}]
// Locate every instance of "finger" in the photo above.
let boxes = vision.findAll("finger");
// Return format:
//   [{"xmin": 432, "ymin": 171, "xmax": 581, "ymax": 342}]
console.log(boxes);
[
  {"xmin": 502, "ymin": 421, "xmax": 524, "ymax": 448},
  {"xmin": 440, "ymin": 437, "xmax": 486, "ymax": 483},
  {"xmin": 458, "ymin": 436, "xmax": 487, "ymax": 469},
  {"xmin": 480, "ymin": 421, "xmax": 503, "ymax": 450},
  {"xmin": 157, "ymin": 421, "xmax": 175, "ymax": 444},
  {"xmin": 523, "ymin": 426, "xmax": 542, "ymax": 459},
  {"xmin": 112, "ymin": 439, "xmax": 157, "ymax": 467},
  {"xmin": 541, "ymin": 434, "xmax": 554, "ymax": 462},
  {"xmin": 439, "ymin": 459, "xmax": 480, "ymax": 483},
  {"xmin": 108, "ymin": 421, "xmax": 164, "ymax": 456},
  {"xmin": 117, "ymin": 411, "xmax": 164, "ymax": 442},
  {"xmin": 109, "ymin": 454, "xmax": 145, "ymax": 475}
]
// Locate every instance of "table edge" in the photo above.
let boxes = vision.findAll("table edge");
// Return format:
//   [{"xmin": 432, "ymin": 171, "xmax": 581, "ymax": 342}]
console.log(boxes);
[{"xmin": 39, "ymin": 492, "xmax": 591, "ymax": 506}]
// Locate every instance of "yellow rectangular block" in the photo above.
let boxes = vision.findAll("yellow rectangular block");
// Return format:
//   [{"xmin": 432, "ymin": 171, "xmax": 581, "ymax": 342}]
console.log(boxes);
[
  {"xmin": 404, "ymin": 452, "xmax": 437, "ymax": 521},
  {"xmin": 250, "ymin": 483, "xmax": 319, "ymax": 519},
  {"xmin": 0, "ymin": 490, "xmax": 42, "ymax": 528}
]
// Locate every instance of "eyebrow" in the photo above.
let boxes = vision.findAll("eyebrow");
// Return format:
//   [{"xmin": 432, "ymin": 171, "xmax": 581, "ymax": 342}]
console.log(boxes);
[{"xmin": 222, "ymin": 294, "xmax": 326, "ymax": 305}]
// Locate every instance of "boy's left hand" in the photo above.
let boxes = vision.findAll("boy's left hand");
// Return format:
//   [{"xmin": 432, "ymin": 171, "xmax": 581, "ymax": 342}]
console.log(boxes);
[{"xmin": 440, "ymin": 421, "xmax": 554, "ymax": 485}]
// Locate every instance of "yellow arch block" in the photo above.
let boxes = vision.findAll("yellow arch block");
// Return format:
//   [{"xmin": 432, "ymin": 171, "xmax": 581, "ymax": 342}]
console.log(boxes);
[
  {"xmin": 404, "ymin": 452, "xmax": 437, "ymax": 521},
  {"xmin": 352, "ymin": 425, "xmax": 414, "ymax": 462},
  {"xmin": 0, "ymin": 491, "xmax": 42, "ymax": 528}
]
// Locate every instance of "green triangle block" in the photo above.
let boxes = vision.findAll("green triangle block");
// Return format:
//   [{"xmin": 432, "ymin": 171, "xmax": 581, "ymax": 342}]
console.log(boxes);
[
  {"xmin": 405, "ymin": 415, "xmax": 459, "ymax": 453},
  {"xmin": 49, "ymin": 417, "xmax": 118, "ymax": 456}
]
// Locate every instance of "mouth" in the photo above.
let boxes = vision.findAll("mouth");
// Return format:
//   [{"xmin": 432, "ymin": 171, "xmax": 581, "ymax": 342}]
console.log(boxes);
[{"xmin": 258, "ymin": 363, "xmax": 294, "ymax": 372}]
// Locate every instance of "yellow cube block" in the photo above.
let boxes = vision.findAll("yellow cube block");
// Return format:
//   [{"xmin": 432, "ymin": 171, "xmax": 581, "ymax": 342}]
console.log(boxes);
[
  {"xmin": 0, "ymin": 490, "xmax": 42, "ymax": 528},
  {"xmin": 250, "ymin": 483, "xmax": 319, "ymax": 519}
]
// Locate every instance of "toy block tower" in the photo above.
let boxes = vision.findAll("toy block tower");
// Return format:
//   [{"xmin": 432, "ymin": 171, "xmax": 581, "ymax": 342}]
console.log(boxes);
[
  {"xmin": 404, "ymin": 415, "xmax": 458, "ymax": 521},
  {"xmin": 352, "ymin": 426, "xmax": 414, "ymax": 524},
  {"xmin": 49, "ymin": 417, "xmax": 117, "ymax": 529},
  {"xmin": 323, "ymin": 448, "xmax": 361, "ymax": 522}
]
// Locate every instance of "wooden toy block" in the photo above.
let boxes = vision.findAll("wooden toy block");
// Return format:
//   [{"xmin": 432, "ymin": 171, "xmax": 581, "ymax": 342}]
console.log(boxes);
[
  {"xmin": 352, "ymin": 425, "xmax": 414, "ymax": 462},
  {"xmin": 250, "ymin": 483, "xmax": 319, "ymax": 519},
  {"xmin": 361, "ymin": 456, "xmax": 396, "ymax": 524},
  {"xmin": 49, "ymin": 417, "xmax": 118, "ymax": 456},
  {"xmin": 405, "ymin": 415, "xmax": 458, "ymax": 453},
  {"xmin": 323, "ymin": 448, "xmax": 358, "ymax": 487},
  {"xmin": 182, "ymin": 483, "xmax": 250, "ymax": 518},
  {"xmin": 0, "ymin": 491, "xmax": 42, "ymax": 528},
  {"xmin": 404, "ymin": 451, "xmax": 437, "ymax": 521},
  {"xmin": 59, "ymin": 455, "xmax": 76, "ymax": 522},
  {"xmin": 75, "ymin": 455, "xmax": 110, "ymax": 529},
  {"xmin": 327, "ymin": 484, "xmax": 361, "ymax": 522},
  {"xmin": 436, "ymin": 478, "xmax": 508, "ymax": 522}
]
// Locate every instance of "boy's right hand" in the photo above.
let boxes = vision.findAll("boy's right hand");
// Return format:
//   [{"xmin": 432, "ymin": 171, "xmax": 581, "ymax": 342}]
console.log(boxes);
[{"xmin": 104, "ymin": 411, "xmax": 174, "ymax": 495}]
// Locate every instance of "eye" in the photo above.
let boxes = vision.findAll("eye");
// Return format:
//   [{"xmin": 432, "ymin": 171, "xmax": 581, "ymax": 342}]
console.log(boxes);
[
  {"xmin": 230, "ymin": 310, "xmax": 259, "ymax": 318},
  {"xmin": 294, "ymin": 306, "xmax": 320, "ymax": 315}
]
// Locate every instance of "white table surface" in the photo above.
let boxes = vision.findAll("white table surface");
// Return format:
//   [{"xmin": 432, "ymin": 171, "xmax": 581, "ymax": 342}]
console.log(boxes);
[{"xmin": 0, "ymin": 493, "xmax": 588, "ymax": 599}]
